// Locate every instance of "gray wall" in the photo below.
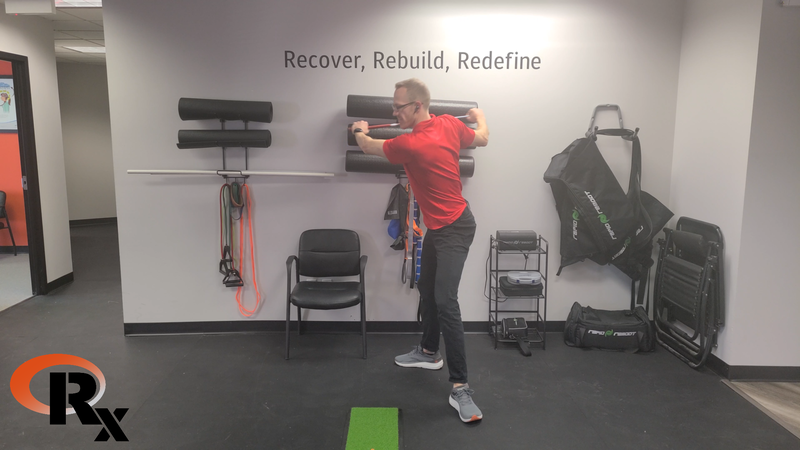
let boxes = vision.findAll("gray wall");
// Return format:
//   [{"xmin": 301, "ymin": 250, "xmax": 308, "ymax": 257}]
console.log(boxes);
[
  {"xmin": 106, "ymin": 0, "xmax": 682, "ymax": 324},
  {"xmin": 670, "ymin": 0, "xmax": 800, "ymax": 367},
  {"xmin": 733, "ymin": 1, "xmax": 800, "ymax": 367},
  {"xmin": 57, "ymin": 62, "xmax": 116, "ymax": 221},
  {"xmin": 104, "ymin": 0, "xmax": 800, "ymax": 368},
  {"xmin": 0, "ymin": 12, "xmax": 72, "ymax": 283}
]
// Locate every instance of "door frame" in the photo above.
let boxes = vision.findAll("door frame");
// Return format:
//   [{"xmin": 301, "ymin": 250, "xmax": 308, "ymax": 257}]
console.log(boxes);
[{"xmin": 0, "ymin": 50, "xmax": 47, "ymax": 295}]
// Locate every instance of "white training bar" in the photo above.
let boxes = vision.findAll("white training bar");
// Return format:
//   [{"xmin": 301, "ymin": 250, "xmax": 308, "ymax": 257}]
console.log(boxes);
[{"xmin": 127, "ymin": 169, "xmax": 335, "ymax": 178}]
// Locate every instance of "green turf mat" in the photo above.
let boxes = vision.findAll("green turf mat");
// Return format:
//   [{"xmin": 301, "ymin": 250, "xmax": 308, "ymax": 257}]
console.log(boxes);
[{"xmin": 344, "ymin": 407, "xmax": 399, "ymax": 450}]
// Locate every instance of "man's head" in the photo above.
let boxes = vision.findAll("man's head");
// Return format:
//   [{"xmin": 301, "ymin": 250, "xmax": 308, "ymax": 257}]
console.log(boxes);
[{"xmin": 393, "ymin": 78, "xmax": 430, "ymax": 128}]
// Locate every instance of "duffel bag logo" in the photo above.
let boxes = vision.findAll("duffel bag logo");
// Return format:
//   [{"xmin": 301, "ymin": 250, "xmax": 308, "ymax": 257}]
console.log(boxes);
[{"xmin": 588, "ymin": 329, "xmax": 636, "ymax": 337}]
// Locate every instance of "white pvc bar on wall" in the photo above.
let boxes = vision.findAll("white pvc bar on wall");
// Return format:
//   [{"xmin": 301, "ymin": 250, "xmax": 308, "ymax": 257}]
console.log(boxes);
[{"xmin": 127, "ymin": 169, "xmax": 335, "ymax": 177}]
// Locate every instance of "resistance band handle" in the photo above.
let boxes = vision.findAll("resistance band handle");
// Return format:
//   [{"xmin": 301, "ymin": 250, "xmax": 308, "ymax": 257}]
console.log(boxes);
[
  {"xmin": 223, "ymin": 269, "xmax": 244, "ymax": 287},
  {"xmin": 219, "ymin": 246, "xmax": 235, "ymax": 276}
]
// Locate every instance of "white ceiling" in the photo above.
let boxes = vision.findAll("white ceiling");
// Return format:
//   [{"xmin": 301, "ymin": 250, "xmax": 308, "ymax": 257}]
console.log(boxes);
[
  {"xmin": 50, "ymin": 7, "xmax": 105, "ymax": 64},
  {"xmin": 2, "ymin": 0, "xmax": 106, "ymax": 64}
]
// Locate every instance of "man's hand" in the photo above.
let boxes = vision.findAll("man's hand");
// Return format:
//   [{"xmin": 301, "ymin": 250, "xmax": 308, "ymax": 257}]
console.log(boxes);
[
  {"xmin": 352, "ymin": 120, "xmax": 370, "ymax": 135},
  {"xmin": 467, "ymin": 108, "xmax": 489, "ymax": 147},
  {"xmin": 352, "ymin": 120, "xmax": 388, "ymax": 159},
  {"xmin": 466, "ymin": 108, "xmax": 484, "ymax": 124}
]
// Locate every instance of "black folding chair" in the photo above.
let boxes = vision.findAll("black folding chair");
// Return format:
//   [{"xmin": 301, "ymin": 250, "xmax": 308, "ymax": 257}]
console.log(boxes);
[{"xmin": 653, "ymin": 217, "xmax": 725, "ymax": 368}]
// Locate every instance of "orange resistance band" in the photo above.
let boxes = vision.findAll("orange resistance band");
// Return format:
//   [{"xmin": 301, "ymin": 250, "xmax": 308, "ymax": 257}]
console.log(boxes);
[{"xmin": 235, "ymin": 184, "xmax": 261, "ymax": 316}]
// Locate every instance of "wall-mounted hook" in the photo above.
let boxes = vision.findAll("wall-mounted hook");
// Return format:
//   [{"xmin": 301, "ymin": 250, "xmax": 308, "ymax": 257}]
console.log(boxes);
[{"xmin": 586, "ymin": 104, "xmax": 624, "ymax": 138}]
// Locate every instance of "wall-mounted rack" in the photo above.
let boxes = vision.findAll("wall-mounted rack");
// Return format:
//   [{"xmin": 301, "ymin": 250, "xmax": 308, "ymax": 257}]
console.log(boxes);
[{"xmin": 127, "ymin": 97, "xmax": 334, "ymax": 178}]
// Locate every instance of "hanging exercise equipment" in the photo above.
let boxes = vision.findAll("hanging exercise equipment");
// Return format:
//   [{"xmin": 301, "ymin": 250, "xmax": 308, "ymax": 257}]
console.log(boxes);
[
  {"xmin": 345, "ymin": 93, "xmax": 476, "ymax": 147},
  {"xmin": 346, "ymin": 94, "xmax": 477, "ymax": 120},
  {"xmin": 181, "ymin": 98, "xmax": 268, "ymax": 316},
  {"xmin": 383, "ymin": 176, "xmax": 422, "ymax": 287},
  {"xmin": 544, "ymin": 105, "xmax": 672, "ymax": 287},
  {"xmin": 127, "ymin": 97, "xmax": 334, "ymax": 178},
  {"xmin": 545, "ymin": 105, "xmax": 673, "ymax": 350},
  {"xmin": 344, "ymin": 150, "xmax": 475, "ymax": 177},
  {"xmin": 128, "ymin": 98, "xmax": 334, "ymax": 316}
]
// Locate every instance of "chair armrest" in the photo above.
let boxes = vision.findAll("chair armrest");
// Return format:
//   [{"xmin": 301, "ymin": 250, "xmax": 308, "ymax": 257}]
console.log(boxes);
[
  {"xmin": 359, "ymin": 255, "xmax": 368, "ymax": 287},
  {"xmin": 286, "ymin": 255, "xmax": 298, "ymax": 273},
  {"xmin": 286, "ymin": 255, "xmax": 298, "ymax": 301}
]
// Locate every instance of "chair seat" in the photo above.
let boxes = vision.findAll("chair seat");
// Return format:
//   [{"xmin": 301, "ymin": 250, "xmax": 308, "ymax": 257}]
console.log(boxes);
[{"xmin": 290, "ymin": 281, "xmax": 361, "ymax": 310}]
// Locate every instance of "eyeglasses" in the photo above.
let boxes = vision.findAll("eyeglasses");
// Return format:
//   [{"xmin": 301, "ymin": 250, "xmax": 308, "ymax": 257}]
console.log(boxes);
[{"xmin": 392, "ymin": 101, "xmax": 416, "ymax": 112}]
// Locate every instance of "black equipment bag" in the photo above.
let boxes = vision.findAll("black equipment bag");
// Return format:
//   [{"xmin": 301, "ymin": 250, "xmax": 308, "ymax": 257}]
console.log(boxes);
[
  {"xmin": 543, "ymin": 127, "xmax": 673, "ymax": 281},
  {"xmin": 501, "ymin": 318, "xmax": 532, "ymax": 357},
  {"xmin": 499, "ymin": 276, "xmax": 543, "ymax": 297},
  {"xmin": 564, "ymin": 302, "xmax": 654, "ymax": 352}
]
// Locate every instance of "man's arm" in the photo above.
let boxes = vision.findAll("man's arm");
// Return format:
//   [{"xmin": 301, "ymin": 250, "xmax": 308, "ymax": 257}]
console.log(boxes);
[
  {"xmin": 466, "ymin": 108, "xmax": 489, "ymax": 147},
  {"xmin": 352, "ymin": 120, "xmax": 389, "ymax": 159}
]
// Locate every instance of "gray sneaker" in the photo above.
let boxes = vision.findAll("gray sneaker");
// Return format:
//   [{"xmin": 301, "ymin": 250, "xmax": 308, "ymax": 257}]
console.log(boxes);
[
  {"xmin": 449, "ymin": 385, "xmax": 483, "ymax": 422},
  {"xmin": 394, "ymin": 345, "xmax": 443, "ymax": 370}
]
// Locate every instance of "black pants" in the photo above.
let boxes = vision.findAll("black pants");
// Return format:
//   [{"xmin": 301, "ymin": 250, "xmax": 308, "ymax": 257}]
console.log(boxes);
[{"xmin": 418, "ymin": 206, "xmax": 476, "ymax": 384}]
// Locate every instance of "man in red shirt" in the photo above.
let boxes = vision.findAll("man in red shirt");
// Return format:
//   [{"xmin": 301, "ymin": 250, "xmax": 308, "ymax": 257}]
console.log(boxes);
[{"xmin": 353, "ymin": 78, "xmax": 489, "ymax": 422}]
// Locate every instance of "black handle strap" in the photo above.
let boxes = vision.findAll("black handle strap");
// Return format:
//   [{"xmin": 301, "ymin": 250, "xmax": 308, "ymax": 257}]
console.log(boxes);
[
  {"xmin": 629, "ymin": 268, "xmax": 651, "ymax": 312},
  {"xmin": 516, "ymin": 336, "xmax": 532, "ymax": 357}
]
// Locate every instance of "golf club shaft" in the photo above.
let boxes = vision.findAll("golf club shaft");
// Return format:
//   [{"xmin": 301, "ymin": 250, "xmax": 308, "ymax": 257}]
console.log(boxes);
[{"xmin": 349, "ymin": 115, "xmax": 468, "ymax": 131}]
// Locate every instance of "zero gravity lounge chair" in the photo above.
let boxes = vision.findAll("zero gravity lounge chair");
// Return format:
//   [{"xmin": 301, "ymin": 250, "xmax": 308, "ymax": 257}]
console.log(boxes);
[{"xmin": 653, "ymin": 217, "xmax": 725, "ymax": 369}]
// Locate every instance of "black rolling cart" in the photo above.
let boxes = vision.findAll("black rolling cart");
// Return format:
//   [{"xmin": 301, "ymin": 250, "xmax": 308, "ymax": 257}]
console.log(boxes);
[{"xmin": 488, "ymin": 232, "xmax": 548, "ymax": 352}]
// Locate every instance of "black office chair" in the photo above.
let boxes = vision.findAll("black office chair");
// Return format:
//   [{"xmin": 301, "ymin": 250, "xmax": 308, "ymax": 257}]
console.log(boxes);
[
  {"xmin": 0, "ymin": 191, "xmax": 16, "ymax": 256},
  {"xmin": 285, "ymin": 229, "xmax": 367, "ymax": 359}
]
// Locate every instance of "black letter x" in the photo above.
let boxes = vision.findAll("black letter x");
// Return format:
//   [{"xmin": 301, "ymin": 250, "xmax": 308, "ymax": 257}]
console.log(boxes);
[{"xmin": 93, "ymin": 408, "xmax": 129, "ymax": 442}]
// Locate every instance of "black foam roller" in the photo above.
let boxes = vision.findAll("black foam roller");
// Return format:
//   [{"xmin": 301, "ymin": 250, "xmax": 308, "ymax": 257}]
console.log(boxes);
[
  {"xmin": 347, "ymin": 127, "xmax": 409, "ymax": 146},
  {"xmin": 177, "ymin": 130, "xmax": 272, "ymax": 149},
  {"xmin": 345, "ymin": 150, "xmax": 474, "ymax": 178},
  {"xmin": 179, "ymin": 98, "xmax": 273, "ymax": 123},
  {"xmin": 347, "ymin": 95, "xmax": 477, "ymax": 120}
]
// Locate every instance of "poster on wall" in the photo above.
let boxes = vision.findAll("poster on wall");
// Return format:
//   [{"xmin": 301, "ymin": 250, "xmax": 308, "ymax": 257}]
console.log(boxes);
[{"xmin": 0, "ymin": 76, "xmax": 16, "ymax": 132}]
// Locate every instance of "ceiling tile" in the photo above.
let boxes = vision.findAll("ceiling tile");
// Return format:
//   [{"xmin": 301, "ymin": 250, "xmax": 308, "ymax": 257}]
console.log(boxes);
[
  {"xmin": 54, "ymin": 39, "xmax": 96, "ymax": 47},
  {"xmin": 59, "ymin": 30, "xmax": 104, "ymax": 40},
  {"xmin": 53, "ymin": 31, "xmax": 75, "ymax": 39},
  {"xmin": 56, "ymin": 54, "xmax": 106, "ymax": 65},
  {"xmin": 57, "ymin": 7, "xmax": 103, "ymax": 21},
  {"xmin": 52, "ymin": 9, "xmax": 81, "ymax": 20},
  {"xmin": 52, "ymin": 20, "xmax": 103, "ymax": 31}
]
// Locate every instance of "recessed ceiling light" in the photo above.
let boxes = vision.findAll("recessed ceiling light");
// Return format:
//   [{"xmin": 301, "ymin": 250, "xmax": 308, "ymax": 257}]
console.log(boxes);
[
  {"xmin": 63, "ymin": 46, "xmax": 106, "ymax": 54},
  {"xmin": 55, "ymin": 0, "xmax": 102, "ymax": 7}
]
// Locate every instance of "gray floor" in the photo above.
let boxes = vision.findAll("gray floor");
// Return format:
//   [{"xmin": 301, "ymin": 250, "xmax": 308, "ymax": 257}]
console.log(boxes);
[
  {"xmin": 0, "ymin": 252, "xmax": 32, "ymax": 311},
  {"xmin": 0, "ymin": 224, "xmax": 799, "ymax": 449}
]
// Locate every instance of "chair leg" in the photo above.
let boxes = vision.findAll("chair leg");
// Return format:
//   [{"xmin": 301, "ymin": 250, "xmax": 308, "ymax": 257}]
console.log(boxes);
[
  {"xmin": 361, "ymin": 300, "xmax": 367, "ymax": 359},
  {"xmin": 285, "ymin": 300, "xmax": 291, "ymax": 360},
  {"xmin": 297, "ymin": 306, "xmax": 302, "ymax": 335},
  {"xmin": 4, "ymin": 218, "xmax": 14, "ymax": 256}
]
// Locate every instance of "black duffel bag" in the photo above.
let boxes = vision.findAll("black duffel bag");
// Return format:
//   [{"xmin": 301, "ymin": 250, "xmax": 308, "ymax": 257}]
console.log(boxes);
[{"xmin": 564, "ymin": 302, "xmax": 654, "ymax": 352}]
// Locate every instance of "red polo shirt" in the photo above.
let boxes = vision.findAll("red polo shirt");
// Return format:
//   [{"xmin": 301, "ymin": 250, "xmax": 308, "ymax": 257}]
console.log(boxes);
[{"xmin": 383, "ymin": 115, "xmax": 475, "ymax": 230}]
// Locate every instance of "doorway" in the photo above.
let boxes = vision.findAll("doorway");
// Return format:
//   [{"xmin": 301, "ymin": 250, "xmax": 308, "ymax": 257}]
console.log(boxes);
[{"xmin": 0, "ymin": 51, "xmax": 46, "ymax": 311}]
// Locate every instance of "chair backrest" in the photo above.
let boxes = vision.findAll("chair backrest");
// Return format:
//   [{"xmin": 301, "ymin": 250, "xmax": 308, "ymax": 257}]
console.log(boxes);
[
  {"xmin": 297, "ymin": 229, "xmax": 361, "ymax": 277},
  {"xmin": 0, "ymin": 191, "xmax": 6, "ymax": 217}
]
